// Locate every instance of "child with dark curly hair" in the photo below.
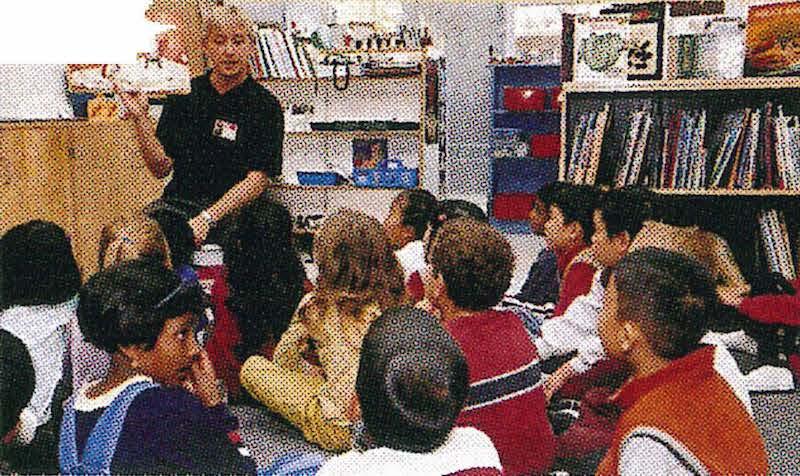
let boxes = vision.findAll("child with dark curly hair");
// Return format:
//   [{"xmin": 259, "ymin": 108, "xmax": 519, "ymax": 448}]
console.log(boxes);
[
  {"xmin": 425, "ymin": 218, "xmax": 556, "ymax": 475},
  {"xmin": 60, "ymin": 259, "xmax": 255, "ymax": 474}
]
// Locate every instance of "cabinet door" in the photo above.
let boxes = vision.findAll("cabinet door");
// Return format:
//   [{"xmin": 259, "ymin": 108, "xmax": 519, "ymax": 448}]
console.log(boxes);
[
  {"xmin": 0, "ymin": 125, "xmax": 73, "ymax": 235},
  {"xmin": 0, "ymin": 129, "xmax": 22, "ymax": 233},
  {"xmin": 69, "ymin": 121, "xmax": 165, "ymax": 276}
]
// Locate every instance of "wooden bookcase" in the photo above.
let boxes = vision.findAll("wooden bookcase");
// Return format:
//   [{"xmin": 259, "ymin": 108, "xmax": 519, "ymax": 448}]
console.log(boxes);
[{"xmin": 560, "ymin": 77, "xmax": 800, "ymax": 282}]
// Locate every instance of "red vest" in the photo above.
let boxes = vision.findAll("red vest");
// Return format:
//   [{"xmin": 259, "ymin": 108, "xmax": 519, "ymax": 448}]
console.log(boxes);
[{"xmin": 596, "ymin": 346, "xmax": 769, "ymax": 475}]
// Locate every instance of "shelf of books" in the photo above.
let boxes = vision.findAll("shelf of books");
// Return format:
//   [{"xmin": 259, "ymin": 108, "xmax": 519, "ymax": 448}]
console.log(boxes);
[
  {"xmin": 556, "ymin": 0, "xmax": 800, "ymax": 283},
  {"xmin": 488, "ymin": 64, "xmax": 561, "ymax": 234},
  {"xmin": 561, "ymin": 89, "xmax": 800, "ymax": 193},
  {"xmin": 563, "ymin": 77, "xmax": 800, "ymax": 94},
  {"xmin": 560, "ymin": 79, "xmax": 800, "ymax": 282},
  {"xmin": 243, "ymin": 19, "xmax": 428, "ymax": 193}
]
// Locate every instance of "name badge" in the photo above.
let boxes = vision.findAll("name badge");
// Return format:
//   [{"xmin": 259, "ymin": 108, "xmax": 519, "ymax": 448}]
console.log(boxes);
[{"xmin": 212, "ymin": 119, "xmax": 238, "ymax": 142}]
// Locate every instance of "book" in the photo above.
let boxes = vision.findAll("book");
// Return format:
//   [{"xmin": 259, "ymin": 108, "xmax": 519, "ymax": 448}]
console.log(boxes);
[
  {"xmin": 758, "ymin": 209, "xmax": 797, "ymax": 280},
  {"xmin": 282, "ymin": 30, "xmax": 302, "ymax": 79},
  {"xmin": 257, "ymin": 28, "xmax": 278, "ymax": 78},
  {"xmin": 353, "ymin": 138, "xmax": 389, "ymax": 169},
  {"xmin": 585, "ymin": 103, "xmax": 611, "ymax": 185},
  {"xmin": 745, "ymin": 2, "xmax": 800, "ymax": 77},
  {"xmin": 629, "ymin": 111, "xmax": 652, "ymax": 186}
]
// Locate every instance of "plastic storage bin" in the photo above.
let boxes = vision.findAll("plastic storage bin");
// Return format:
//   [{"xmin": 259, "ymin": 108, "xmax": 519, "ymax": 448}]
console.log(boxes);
[
  {"xmin": 297, "ymin": 172, "xmax": 343, "ymax": 186},
  {"xmin": 503, "ymin": 86, "xmax": 547, "ymax": 112}
]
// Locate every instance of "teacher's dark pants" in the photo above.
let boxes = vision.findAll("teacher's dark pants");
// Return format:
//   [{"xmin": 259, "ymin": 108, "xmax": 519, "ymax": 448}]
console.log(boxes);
[{"xmin": 144, "ymin": 196, "xmax": 243, "ymax": 268}]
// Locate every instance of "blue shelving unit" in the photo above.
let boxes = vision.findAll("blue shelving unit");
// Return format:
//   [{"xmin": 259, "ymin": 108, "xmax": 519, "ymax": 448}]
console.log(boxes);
[{"xmin": 489, "ymin": 64, "xmax": 561, "ymax": 235}]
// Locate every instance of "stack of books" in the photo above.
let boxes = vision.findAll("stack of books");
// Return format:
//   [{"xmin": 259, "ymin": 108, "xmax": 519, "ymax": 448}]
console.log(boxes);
[
  {"xmin": 614, "ymin": 109, "xmax": 654, "ymax": 187},
  {"xmin": 658, "ymin": 109, "xmax": 707, "ymax": 189},
  {"xmin": 254, "ymin": 26, "xmax": 316, "ymax": 80},
  {"xmin": 567, "ymin": 103, "xmax": 611, "ymax": 185},
  {"xmin": 707, "ymin": 104, "xmax": 800, "ymax": 190},
  {"xmin": 758, "ymin": 209, "xmax": 797, "ymax": 280}
]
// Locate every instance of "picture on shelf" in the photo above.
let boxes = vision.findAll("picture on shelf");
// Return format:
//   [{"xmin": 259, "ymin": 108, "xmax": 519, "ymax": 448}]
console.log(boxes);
[
  {"xmin": 745, "ymin": 1, "xmax": 800, "ymax": 77},
  {"xmin": 601, "ymin": 2, "xmax": 665, "ymax": 80},
  {"xmin": 352, "ymin": 138, "xmax": 388, "ymax": 169},
  {"xmin": 573, "ymin": 14, "xmax": 630, "ymax": 81}
]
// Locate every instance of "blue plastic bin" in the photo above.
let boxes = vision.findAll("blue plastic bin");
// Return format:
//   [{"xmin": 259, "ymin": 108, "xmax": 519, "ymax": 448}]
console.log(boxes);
[{"xmin": 297, "ymin": 172, "xmax": 342, "ymax": 186}]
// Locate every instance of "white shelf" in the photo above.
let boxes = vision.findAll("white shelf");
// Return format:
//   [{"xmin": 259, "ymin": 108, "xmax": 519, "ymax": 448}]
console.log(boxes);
[
  {"xmin": 274, "ymin": 183, "xmax": 407, "ymax": 192},
  {"xmin": 652, "ymin": 188, "xmax": 800, "ymax": 197},
  {"xmin": 285, "ymin": 130, "xmax": 419, "ymax": 138},
  {"xmin": 563, "ymin": 77, "xmax": 800, "ymax": 94}
]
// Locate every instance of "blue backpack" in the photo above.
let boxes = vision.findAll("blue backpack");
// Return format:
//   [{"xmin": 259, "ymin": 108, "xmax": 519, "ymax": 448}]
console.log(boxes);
[{"xmin": 59, "ymin": 381, "xmax": 158, "ymax": 475}]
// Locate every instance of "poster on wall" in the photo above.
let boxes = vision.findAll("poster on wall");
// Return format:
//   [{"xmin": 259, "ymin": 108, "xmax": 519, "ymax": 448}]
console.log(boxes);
[
  {"xmin": 601, "ymin": 2, "xmax": 665, "ymax": 80},
  {"xmin": 745, "ymin": 1, "xmax": 800, "ymax": 77},
  {"xmin": 573, "ymin": 14, "xmax": 630, "ymax": 82}
]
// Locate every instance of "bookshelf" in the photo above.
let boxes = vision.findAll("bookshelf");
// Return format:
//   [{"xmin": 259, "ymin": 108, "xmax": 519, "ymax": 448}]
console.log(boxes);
[
  {"xmin": 561, "ymin": 79, "xmax": 800, "ymax": 282},
  {"xmin": 489, "ymin": 63, "xmax": 561, "ymax": 235},
  {"xmin": 563, "ymin": 77, "xmax": 800, "ymax": 94},
  {"xmin": 212, "ymin": 9, "xmax": 433, "ymax": 228}
]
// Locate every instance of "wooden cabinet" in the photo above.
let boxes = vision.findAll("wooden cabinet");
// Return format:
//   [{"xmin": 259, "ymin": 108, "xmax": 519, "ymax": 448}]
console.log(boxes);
[
  {"xmin": 0, "ymin": 120, "xmax": 165, "ymax": 278},
  {"xmin": 0, "ymin": 124, "xmax": 73, "ymax": 233}
]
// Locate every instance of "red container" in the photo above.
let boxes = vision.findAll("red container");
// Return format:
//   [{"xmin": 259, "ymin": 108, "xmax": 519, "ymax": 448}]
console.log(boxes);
[
  {"xmin": 493, "ymin": 193, "xmax": 536, "ymax": 221},
  {"xmin": 550, "ymin": 87, "xmax": 562, "ymax": 110},
  {"xmin": 503, "ymin": 86, "xmax": 547, "ymax": 112},
  {"xmin": 530, "ymin": 134, "xmax": 561, "ymax": 159}
]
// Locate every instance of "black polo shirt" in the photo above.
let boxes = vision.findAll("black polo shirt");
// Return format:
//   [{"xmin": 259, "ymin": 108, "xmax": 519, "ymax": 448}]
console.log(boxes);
[{"xmin": 156, "ymin": 73, "xmax": 283, "ymax": 206}]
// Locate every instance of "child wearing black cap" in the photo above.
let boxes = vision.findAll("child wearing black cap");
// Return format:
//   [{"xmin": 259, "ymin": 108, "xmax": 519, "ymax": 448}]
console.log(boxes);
[{"xmin": 317, "ymin": 307, "xmax": 501, "ymax": 475}]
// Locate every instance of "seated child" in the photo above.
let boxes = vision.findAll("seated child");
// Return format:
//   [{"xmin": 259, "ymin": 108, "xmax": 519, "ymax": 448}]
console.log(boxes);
[
  {"xmin": 0, "ymin": 220, "xmax": 80, "ymax": 448},
  {"xmin": 61, "ymin": 259, "xmax": 255, "ymax": 474},
  {"xmin": 227, "ymin": 195, "xmax": 306, "ymax": 358},
  {"xmin": 0, "ymin": 330, "xmax": 36, "ymax": 472},
  {"xmin": 596, "ymin": 248, "xmax": 768, "ymax": 475},
  {"xmin": 218, "ymin": 196, "xmax": 306, "ymax": 400},
  {"xmin": 318, "ymin": 306, "xmax": 502, "ymax": 476},
  {"xmin": 72, "ymin": 215, "xmax": 174, "ymax": 393},
  {"xmin": 416, "ymin": 199, "xmax": 488, "ymax": 311},
  {"xmin": 540, "ymin": 187, "xmax": 650, "ymax": 397},
  {"xmin": 383, "ymin": 189, "xmax": 438, "ymax": 300},
  {"xmin": 240, "ymin": 210, "xmax": 406, "ymax": 452},
  {"xmin": 514, "ymin": 181, "xmax": 565, "ymax": 307},
  {"xmin": 426, "ymin": 217, "xmax": 556, "ymax": 475},
  {"xmin": 98, "ymin": 215, "xmax": 172, "ymax": 270},
  {"xmin": 543, "ymin": 184, "xmax": 601, "ymax": 316}
]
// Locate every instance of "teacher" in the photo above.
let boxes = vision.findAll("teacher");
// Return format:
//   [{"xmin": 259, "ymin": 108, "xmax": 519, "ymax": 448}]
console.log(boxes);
[{"xmin": 119, "ymin": 5, "xmax": 283, "ymax": 266}]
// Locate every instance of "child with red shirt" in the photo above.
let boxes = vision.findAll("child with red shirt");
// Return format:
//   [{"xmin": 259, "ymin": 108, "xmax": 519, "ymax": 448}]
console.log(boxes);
[
  {"xmin": 596, "ymin": 248, "xmax": 768, "ymax": 475},
  {"xmin": 425, "ymin": 218, "xmax": 556, "ymax": 475},
  {"xmin": 543, "ymin": 184, "xmax": 601, "ymax": 316}
]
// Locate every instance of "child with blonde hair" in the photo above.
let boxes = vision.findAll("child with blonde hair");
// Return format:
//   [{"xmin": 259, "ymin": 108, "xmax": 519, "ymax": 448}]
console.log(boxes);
[
  {"xmin": 98, "ymin": 215, "xmax": 172, "ymax": 270},
  {"xmin": 241, "ymin": 210, "xmax": 405, "ymax": 451}
]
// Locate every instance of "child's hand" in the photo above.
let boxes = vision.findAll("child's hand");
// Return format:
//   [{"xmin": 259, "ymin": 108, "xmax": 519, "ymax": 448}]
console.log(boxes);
[{"xmin": 183, "ymin": 350, "xmax": 224, "ymax": 407}]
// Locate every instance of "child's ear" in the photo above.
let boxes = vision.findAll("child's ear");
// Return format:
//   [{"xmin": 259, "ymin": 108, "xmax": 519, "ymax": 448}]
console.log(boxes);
[
  {"xmin": 119, "ymin": 344, "xmax": 149, "ymax": 370},
  {"xmin": 402, "ymin": 224, "xmax": 416, "ymax": 243},
  {"xmin": 569, "ymin": 222, "xmax": 583, "ymax": 243},
  {"xmin": 619, "ymin": 320, "xmax": 641, "ymax": 354}
]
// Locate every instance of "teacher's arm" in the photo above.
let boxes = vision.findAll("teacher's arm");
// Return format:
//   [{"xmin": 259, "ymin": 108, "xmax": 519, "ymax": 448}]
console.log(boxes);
[
  {"xmin": 188, "ymin": 171, "xmax": 269, "ymax": 245},
  {"xmin": 117, "ymin": 89, "xmax": 174, "ymax": 179}
]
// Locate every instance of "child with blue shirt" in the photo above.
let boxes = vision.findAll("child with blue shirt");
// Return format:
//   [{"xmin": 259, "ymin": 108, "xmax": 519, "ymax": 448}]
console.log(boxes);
[{"xmin": 60, "ymin": 259, "xmax": 255, "ymax": 474}]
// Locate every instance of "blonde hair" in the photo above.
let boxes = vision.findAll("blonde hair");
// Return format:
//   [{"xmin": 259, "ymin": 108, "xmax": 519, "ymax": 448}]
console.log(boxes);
[
  {"xmin": 313, "ymin": 210, "xmax": 405, "ymax": 313},
  {"xmin": 98, "ymin": 215, "xmax": 172, "ymax": 270},
  {"xmin": 203, "ymin": 4, "xmax": 257, "ymax": 43}
]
